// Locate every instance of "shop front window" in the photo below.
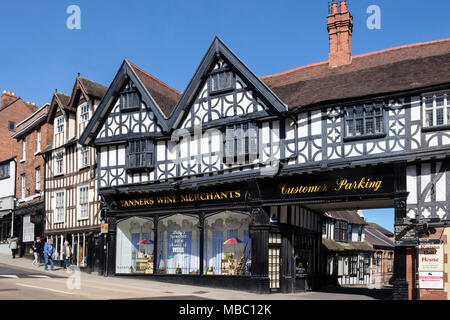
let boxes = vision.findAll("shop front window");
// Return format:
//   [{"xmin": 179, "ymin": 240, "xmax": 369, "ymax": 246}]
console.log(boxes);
[
  {"xmin": 157, "ymin": 214, "xmax": 199, "ymax": 275},
  {"xmin": 204, "ymin": 211, "xmax": 252, "ymax": 276},
  {"xmin": 116, "ymin": 217, "xmax": 154, "ymax": 274}
]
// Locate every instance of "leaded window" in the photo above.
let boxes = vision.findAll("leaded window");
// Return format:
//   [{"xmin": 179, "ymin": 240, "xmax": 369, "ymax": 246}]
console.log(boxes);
[
  {"xmin": 127, "ymin": 139, "xmax": 154, "ymax": 171},
  {"xmin": 376, "ymin": 252, "xmax": 382, "ymax": 273},
  {"xmin": 387, "ymin": 252, "xmax": 393, "ymax": 273},
  {"xmin": 210, "ymin": 70, "xmax": 234, "ymax": 93},
  {"xmin": 345, "ymin": 103, "xmax": 384, "ymax": 138},
  {"xmin": 423, "ymin": 93, "xmax": 450, "ymax": 128},
  {"xmin": 0, "ymin": 163, "xmax": 10, "ymax": 180},
  {"xmin": 79, "ymin": 146, "xmax": 90, "ymax": 168},
  {"xmin": 224, "ymin": 122, "xmax": 258, "ymax": 164},
  {"xmin": 334, "ymin": 220, "xmax": 348, "ymax": 242},
  {"xmin": 120, "ymin": 82, "xmax": 140, "ymax": 111}
]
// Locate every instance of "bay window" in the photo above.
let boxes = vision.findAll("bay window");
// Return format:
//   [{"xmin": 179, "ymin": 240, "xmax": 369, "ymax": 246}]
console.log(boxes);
[
  {"xmin": 345, "ymin": 103, "xmax": 384, "ymax": 138},
  {"xmin": 423, "ymin": 92, "xmax": 450, "ymax": 128}
]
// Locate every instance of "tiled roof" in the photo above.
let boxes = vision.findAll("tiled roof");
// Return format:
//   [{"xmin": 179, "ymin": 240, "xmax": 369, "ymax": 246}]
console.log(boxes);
[
  {"xmin": 367, "ymin": 223, "xmax": 394, "ymax": 238},
  {"xmin": 127, "ymin": 60, "xmax": 182, "ymax": 118},
  {"xmin": 365, "ymin": 225, "xmax": 395, "ymax": 249},
  {"xmin": 261, "ymin": 38, "xmax": 450, "ymax": 110},
  {"xmin": 78, "ymin": 77, "xmax": 108, "ymax": 100},
  {"xmin": 322, "ymin": 238, "xmax": 374, "ymax": 252},
  {"xmin": 326, "ymin": 210, "xmax": 367, "ymax": 225}
]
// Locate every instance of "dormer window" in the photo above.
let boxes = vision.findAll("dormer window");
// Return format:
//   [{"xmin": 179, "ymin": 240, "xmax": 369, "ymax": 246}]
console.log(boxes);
[
  {"xmin": 209, "ymin": 70, "xmax": 234, "ymax": 94},
  {"xmin": 120, "ymin": 81, "xmax": 140, "ymax": 112},
  {"xmin": 56, "ymin": 115, "xmax": 65, "ymax": 133},
  {"xmin": 423, "ymin": 92, "xmax": 450, "ymax": 129},
  {"xmin": 126, "ymin": 139, "xmax": 154, "ymax": 172},
  {"xmin": 80, "ymin": 101, "xmax": 91, "ymax": 123}
]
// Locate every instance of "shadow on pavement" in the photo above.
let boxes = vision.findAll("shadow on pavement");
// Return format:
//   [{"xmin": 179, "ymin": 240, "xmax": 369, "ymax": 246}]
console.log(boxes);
[{"xmin": 316, "ymin": 286, "xmax": 393, "ymax": 300}]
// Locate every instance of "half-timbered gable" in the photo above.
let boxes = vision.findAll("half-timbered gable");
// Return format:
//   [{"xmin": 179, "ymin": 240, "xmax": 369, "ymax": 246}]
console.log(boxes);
[{"xmin": 44, "ymin": 75, "xmax": 107, "ymax": 272}]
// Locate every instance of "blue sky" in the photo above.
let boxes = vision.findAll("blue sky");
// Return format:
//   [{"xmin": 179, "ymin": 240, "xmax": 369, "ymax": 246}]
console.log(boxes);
[{"xmin": 1, "ymin": 1, "xmax": 448, "ymax": 230}]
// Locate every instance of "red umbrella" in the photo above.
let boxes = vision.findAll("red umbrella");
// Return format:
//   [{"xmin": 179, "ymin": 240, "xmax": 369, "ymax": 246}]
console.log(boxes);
[
  {"xmin": 223, "ymin": 238, "xmax": 242, "ymax": 245},
  {"xmin": 137, "ymin": 239, "xmax": 154, "ymax": 245}
]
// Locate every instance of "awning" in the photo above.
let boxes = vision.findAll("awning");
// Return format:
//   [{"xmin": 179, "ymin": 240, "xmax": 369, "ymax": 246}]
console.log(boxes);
[{"xmin": 0, "ymin": 211, "xmax": 11, "ymax": 219}]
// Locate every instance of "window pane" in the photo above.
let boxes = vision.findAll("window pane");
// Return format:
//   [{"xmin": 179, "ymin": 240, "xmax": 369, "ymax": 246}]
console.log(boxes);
[
  {"xmin": 436, "ymin": 108, "xmax": 444, "ymax": 126},
  {"xmin": 426, "ymin": 110, "xmax": 433, "ymax": 127},
  {"xmin": 355, "ymin": 119, "xmax": 364, "ymax": 136},
  {"xmin": 376, "ymin": 117, "xmax": 383, "ymax": 133},
  {"xmin": 425, "ymin": 96, "xmax": 433, "ymax": 108},
  {"xmin": 347, "ymin": 120, "xmax": 355, "ymax": 136},
  {"xmin": 355, "ymin": 106, "xmax": 364, "ymax": 117},
  {"xmin": 436, "ymin": 95, "xmax": 444, "ymax": 107},
  {"xmin": 366, "ymin": 118, "xmax": 374, "ymax": 134}
]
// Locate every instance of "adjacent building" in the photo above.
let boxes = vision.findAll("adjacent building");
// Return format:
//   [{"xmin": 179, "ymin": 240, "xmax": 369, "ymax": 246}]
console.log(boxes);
[
  {"xmin": 43, "ymin": 76, "xmax": 107, "ymax": 273},
  {"xmin": 321, "ymin": 210, "xmax": 374, "ymax": 286},
  {"xmin": 0, "ymin": 91, "xmax": 38, "ymax": 243},
  {"xmin": 11, "ymin": 104, "xmax": 52, "ymax": 256},
  {"xmin": 364, "ymin": 223, "xmax": 395, "ymax": 286}
]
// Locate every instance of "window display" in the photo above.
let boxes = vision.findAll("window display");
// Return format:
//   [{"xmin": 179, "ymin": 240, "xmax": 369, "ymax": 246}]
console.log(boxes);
[
  {"xmin": 204, "ymin": 211, "xmax": 251, "ymax": 276},
  {"xmin": 116, "ymin": 217, "xmax": 154, "ymax": 274},
  {"xmin": 157, "ymin": 214, "xmax": 199, "ymax": 275}
]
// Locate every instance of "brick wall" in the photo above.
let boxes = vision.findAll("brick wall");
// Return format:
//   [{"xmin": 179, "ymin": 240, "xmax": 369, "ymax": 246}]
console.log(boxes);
[{"xmin": 0, "ymin": 91, "xmax": 37, "ymax": 162}]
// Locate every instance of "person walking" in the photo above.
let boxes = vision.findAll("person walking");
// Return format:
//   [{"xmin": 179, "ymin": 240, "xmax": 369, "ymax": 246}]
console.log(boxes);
[
  {"xmin": 44, "ymin": 238, "xmax": 55, "ymax": 271},
  {"xmin": 35, "ymin": 236, "xmax": 44, "ymax": 265},
  {"xmin": 8, "ymin": 237, "xmax": 18, "ymax": 259},
  {"xmin": 31, "ymin": 237, "xmax": 42, "ymax": 267},
  {"xmin": 63, "ymin": 241, "xmax": 72, "ymax": 269}
]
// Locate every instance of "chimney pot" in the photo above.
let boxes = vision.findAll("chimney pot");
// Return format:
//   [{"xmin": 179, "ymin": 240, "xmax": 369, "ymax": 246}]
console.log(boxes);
[
  {"xmin": 340, "ymin": 1, "xmax": 348, "ymax": 13},
  {"xmin": 331, "ymin": 2, "xmax": 339, "ymax": 14}
]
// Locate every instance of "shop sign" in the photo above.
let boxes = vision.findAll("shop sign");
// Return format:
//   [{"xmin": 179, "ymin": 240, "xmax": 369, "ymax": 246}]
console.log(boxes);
[
  {"xmin": 30, "ymin": 216, "xmax": 41, "ymax": 224},
  {"xmin": 169, "ymin": 231, "xmax": 187, "ymax": 255},
  {"xmin": 261, "ymin": 166, "xmax": 394, "ymax": 202},
  {"xmin": 100, "ymin": 223, "xmax": 108, "ymax": 234},
  {"xmin": 418, "ymin": 244, "xmax": 444, "ymax": 272},
  {"xmin": 419, "ymin": 271, "xmax": 444, "ymax": 289},
  {"xmin": 118, "ymin": 186, "xmax": 245, "ymax": 210}
]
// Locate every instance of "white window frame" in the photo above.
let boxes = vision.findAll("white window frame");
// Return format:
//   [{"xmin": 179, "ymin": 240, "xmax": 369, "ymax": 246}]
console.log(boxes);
[
  {"xmin": 422, "ymin": 92, "xmax": 450, "ymax": 128},
  {"xmin": 54, "ymin": 150, "xmax": 64, "ymax": 176},
  {"xmin": 78, "ymin": 146, "xmax": 90, "ymax": 169},
  {"xmin": 54, "ymin": 190, "xmax": 65, "ymax": 224},
  {"xmin": 35, "ymin": 167, "xmax": 41, "ymax": 192},
  {"xmin": 21, "ymin": 174, "xmax": 26, "ymax": 199},
  {"xmin": 36, "ymin": 129, "xmax": 41, "ymax": 153},
  {"xmin": 21, "ymin": 139, "xmax": 26, "ymax": 162},
  {"xmin": 79, "ymin": 101, "xmax": 91, "ymax": 123},
  {"xmin": 56, "ymin": 115, "xmax": 65, "ymax": 134},
  {"xmin": 77, "ymin": 185, "xmax": 89, "ymax": 220}
]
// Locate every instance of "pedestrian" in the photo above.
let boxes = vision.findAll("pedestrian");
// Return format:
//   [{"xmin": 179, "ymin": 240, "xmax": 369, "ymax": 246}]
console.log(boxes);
[
  {"xmin": 44, "ymin": 238, "xmax": 55, "ymax": 271},
  {"xmin": 32, "ymin": 237, "xmax": 42, "ymax": 267},
  {"xmin": 8, "ymin": 237, "xmax": 18, "ymax": 259},
  {"xmin": 63, "ymin": 241, "xmax": 72, "ymax": 269},
  {"xmin": 35, "ymin": 236, "xmax": 43, "ymax": 265}
]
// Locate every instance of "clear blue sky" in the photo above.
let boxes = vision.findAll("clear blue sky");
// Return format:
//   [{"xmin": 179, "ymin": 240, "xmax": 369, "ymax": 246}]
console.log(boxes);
[{"xmin": 1, "ymin": 1, "xmax": 448, "ymax": 230}]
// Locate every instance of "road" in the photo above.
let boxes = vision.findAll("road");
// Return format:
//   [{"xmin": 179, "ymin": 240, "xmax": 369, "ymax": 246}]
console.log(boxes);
[{"xmin": 0, "ymin": 256, "xmax": 392, "ymax": 300}]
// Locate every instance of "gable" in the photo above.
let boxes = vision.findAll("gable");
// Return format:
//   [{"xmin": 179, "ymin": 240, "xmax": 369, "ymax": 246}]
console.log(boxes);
[
  {"xmin": 79, "ymin": 60, "xmax": 173, "ymax": 146},
  {"xmin": 180, "ymin": 56, "xmax": 271, "ymax": 129},
  {"xmin": 169, "ymin": 37, "xmax": 287, "ymax": 130}
]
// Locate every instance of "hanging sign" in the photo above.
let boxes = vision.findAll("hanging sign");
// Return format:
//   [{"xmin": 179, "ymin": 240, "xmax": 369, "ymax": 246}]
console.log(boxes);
[
  {"xmin": 100, "ymin": 223, "xmax": 109, "ymax": 234},
  {"xmin": 419, "ymin": 271, "xmax": 444, "ymax": 289},
  {"xmin": 418, "ymin": 244, "xmax": 444, "ymax": 272}
]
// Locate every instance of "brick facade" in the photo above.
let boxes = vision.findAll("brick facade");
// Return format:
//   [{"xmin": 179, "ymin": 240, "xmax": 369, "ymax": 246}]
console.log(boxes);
[{"xmin": 0, "ymin": 91, "xmax": 37, "ymax": 162}]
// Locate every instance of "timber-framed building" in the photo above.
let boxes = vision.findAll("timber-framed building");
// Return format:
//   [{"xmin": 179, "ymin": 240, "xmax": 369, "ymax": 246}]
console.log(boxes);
[{"xmin": 79, "ymin": 1, "xmax": 450, "ymax": 298}]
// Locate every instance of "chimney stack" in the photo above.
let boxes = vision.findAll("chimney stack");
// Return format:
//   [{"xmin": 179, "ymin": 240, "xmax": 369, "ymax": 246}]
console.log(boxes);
[
  {"xmin": 327, "ymin": 0, "xmax": 353, "ymax": 67},
  {"xmin": 1, "ymin": 90, "xmax": 18, "ymax": 108}
]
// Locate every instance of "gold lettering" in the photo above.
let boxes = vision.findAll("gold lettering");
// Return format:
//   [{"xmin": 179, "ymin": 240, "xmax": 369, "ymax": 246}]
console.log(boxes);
[{"xmin": 234, "ymin": 190, "xmax": 241, "ymax": 198}]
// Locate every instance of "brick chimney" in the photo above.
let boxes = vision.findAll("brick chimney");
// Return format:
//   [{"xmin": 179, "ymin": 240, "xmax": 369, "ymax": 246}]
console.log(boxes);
[
  {"xmin": 1, "ymin": 90, "xmax": 18, "ymax": 108},
  {"xmin": 327, "ymin": 1, "xmax": 353, "ymax": 67}
]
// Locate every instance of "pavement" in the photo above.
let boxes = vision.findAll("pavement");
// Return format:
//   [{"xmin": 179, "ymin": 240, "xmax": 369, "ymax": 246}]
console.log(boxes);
[{"xmin": 0, "ymin": 252, "xmax": 393, "ymax": 300}]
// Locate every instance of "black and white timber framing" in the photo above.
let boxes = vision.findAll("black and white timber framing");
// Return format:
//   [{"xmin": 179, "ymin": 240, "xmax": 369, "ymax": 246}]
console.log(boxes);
[{"xmin": 79, "ymin": 37, "xmax": 450, "ymax": 297}]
